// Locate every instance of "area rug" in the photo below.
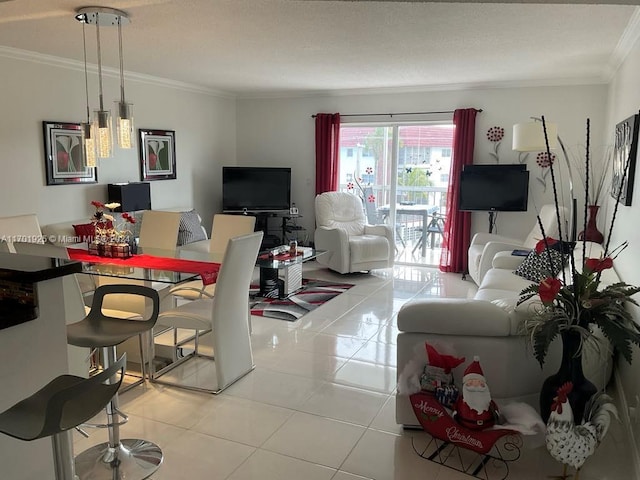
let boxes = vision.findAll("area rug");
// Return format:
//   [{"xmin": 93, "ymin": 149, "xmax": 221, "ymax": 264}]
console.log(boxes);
[{"xmin": 250, "ymin": 278, "xmax": 354, "ymax": 322}]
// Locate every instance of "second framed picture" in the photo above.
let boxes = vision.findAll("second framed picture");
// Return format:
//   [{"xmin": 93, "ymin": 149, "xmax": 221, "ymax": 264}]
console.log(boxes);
[{"xmin": 139, "ymin": 129, "xmax": 176, "ymax": 181}]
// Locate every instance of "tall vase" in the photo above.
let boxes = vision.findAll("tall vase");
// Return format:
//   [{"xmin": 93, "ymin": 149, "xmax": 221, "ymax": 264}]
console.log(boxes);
[
  {"xmin": 578, "ymin": 204, "xmax": 604, "ymax": 244},
  {"xmin": 539, "ymin": 330, "xmax": 597, "ymax": 424}
]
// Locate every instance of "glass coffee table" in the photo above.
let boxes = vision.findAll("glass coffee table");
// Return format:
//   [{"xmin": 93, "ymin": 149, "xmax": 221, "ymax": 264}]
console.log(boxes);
[{"xmin": 255, "ymin": 247, "xmax": 326, "ymax": 298}]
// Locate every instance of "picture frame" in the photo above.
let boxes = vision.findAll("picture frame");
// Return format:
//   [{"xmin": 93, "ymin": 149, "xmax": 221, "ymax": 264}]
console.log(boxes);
[
  {"xmin": 139, "ymin": 129, "xmax": 176, "ymax": 181},
  {"xmin": 611, "ymin": 113, "xmax": 639, "ymax": 206},
  {"xmin": 42, "ymin": 121, "xmax": 97, "ymax": 186}
]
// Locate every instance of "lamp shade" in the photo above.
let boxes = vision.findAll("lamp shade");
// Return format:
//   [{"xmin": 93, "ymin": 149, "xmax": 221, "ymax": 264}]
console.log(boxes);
[{"xmin": 512, "ymin": 121, "xmax": 558, "ymax": 152}]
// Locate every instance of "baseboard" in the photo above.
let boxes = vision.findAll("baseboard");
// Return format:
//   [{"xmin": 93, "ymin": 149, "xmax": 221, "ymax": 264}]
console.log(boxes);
[{"xmin": 614, "ymin": 368, "xmax": 640, "ymax": 478}]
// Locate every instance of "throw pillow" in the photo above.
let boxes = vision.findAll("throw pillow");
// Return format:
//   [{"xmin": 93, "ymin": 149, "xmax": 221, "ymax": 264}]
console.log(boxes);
[
  {"xmin": 177, "ymin": 210, "xmax": 207, "ymax": 246},
  {"xmin": 514, "ymin": 249, "xmax": 566, "ymax": 283}
]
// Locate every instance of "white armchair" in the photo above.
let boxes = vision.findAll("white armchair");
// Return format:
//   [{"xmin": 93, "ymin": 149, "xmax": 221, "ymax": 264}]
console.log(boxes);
[
  {"xmin": 467, "ymin": 204, "xmax": 566, "ymax": 285},
  {"xmin": 314, "ymin": 192, "xmax": 394, "ymax": 274}
]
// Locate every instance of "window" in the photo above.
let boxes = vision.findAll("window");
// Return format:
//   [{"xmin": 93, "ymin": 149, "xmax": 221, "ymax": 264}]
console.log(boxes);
[{"xmin": 346, "ymin": 148, "xmax": 353, "ymax": 157}]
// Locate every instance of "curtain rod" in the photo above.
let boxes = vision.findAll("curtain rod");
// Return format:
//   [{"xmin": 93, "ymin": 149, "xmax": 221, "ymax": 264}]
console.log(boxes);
[{"xmin": 311, "ymin": 109, "xmax": 482, "ymax": 118}]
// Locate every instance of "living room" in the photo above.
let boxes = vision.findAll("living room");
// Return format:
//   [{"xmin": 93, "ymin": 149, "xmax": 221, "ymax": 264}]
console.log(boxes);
[{"xmin": 1, "ymin": 1, "xmax": 639, "ymax": 478}]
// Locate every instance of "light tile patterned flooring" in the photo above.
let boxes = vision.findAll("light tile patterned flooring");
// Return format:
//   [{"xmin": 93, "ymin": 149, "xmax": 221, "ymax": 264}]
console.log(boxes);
[{"xmin": 73, "ymin": 263, "xmax": 635, "ymax": 480}]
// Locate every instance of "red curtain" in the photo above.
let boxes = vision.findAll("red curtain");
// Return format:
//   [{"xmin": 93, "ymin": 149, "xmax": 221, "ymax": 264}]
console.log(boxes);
[
  {"xmin": 315, "ymin": 113, "xmax": 341, "ymax": 194},
  {"xmin": 440, "ymin": 108, "xmax": 478, "ymax": 273}
]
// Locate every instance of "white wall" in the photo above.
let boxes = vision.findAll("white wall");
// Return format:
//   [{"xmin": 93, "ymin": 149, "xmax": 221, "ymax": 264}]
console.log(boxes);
[
  {"xmin": 0, "ymin": 54, "xmax": 236, "ymax": 234},
  {"xmin": 237, "ymin": 85, "xmax": 608, "ymax": 241},
  {"xmin": 604, "ymin": 32, "xmax": 640, "ymax": 469}
]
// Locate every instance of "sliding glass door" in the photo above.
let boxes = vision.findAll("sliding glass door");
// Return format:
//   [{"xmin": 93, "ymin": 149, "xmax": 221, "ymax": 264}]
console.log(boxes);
[{"xmin": 338, "ymin": 122, "xmax": 453, "ymax": 266}]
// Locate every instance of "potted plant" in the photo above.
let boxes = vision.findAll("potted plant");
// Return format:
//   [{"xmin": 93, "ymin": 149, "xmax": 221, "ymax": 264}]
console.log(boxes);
[{"xmin": 518, "ymin": 117, "xmax": 640, "ymax": 423}]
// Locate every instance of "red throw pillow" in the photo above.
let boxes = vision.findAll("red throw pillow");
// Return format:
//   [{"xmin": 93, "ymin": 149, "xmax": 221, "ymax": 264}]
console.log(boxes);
[{"xmin": 73, "ymin": 223, "xmax": 96, "ymax": 242}]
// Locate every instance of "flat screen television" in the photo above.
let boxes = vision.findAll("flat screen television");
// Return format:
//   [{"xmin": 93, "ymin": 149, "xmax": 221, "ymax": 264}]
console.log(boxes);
[
  {"xmin": 222, "ymin": 166, "xmax": 291, "ymax": 212},
  {"xmin": 459, "ymin": 165, "xmax": 529, "ymax": 212}
]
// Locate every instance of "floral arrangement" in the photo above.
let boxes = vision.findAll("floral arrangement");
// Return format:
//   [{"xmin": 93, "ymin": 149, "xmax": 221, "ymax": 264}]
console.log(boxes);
[
  {"xmin": 517, "ymin": 117, "xmax": 640, "ymax": 366},
  {"xmin": 90, "ymin": 201, "xmax": 136, "ymax": 244}
]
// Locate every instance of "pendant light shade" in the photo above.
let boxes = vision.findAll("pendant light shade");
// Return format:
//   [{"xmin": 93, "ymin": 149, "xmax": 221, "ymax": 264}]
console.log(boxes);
[
  {"xmin": 80, "ymin": 21, "xmax": 96, "ymax": 167},
  {"xmin": 115, "ymin": 14, "xmax": 134, "ymax": 149}
]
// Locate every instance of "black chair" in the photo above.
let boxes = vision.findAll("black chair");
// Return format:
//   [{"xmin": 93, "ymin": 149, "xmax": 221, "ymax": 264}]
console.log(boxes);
[
  {"xmin": 412, "ymin": 212, "xmax": 445, "ymax": 254},
  {"xmin": 0, "ymin": 355, "xmax": 126, "ymax": 480},
  {"xmin": 67, "ymin": 284, "xmax": 163, "ymax": 480}
]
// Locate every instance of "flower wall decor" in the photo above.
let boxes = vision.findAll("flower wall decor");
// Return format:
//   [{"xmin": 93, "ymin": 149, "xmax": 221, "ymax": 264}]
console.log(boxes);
[
  {"xmin": 534, "ymin": 151, "xmax": 557, "ymax": 192},
  {"xmin": 486, "ymin": 126, "xmax": 504, "ymax": 163}
]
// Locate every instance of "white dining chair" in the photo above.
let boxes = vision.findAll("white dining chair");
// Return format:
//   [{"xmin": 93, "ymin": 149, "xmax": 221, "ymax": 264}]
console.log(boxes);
[
  {"xmin": 150, "ymin": 231, "xmax": 263, "ymax": 393},
  {"xmin": 170, "ymin": 214, "xmax": 256, "ymax": 301},
  {"xmin": 138, "ymin": 210, "xmax": 182, "ymax": 255}
]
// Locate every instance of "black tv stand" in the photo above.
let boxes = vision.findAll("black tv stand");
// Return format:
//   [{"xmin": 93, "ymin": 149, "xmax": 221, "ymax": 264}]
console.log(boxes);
[{"xmin": 225, "ymin": 211, "xmax": 305, "ymax": 249}]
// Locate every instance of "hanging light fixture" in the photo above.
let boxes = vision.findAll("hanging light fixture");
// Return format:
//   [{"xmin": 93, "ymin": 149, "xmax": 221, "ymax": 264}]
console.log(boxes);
[
  {"xmin": 75, "ymin": 7, "xmax": 131, "ymax": 158},
  {"xmin": 116, "ymin": 14, "xmax": 134, "ymax": 149},
  {"xmin": 80, "ymin": 20, "xmax": 96, "ymax": 167}
]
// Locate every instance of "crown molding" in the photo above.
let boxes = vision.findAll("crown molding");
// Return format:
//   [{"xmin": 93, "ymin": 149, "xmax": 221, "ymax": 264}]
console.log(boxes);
[
  {"xmin": 235, "ymin": 76, "xmax": 608, "ymax": 100},
  {"xmin": 606, "ymin": 7, "xmax": 640, "ymax": 80},
  {"xmin": 0, "ymin": 46, "xmax": 236, "ymax": 99}
]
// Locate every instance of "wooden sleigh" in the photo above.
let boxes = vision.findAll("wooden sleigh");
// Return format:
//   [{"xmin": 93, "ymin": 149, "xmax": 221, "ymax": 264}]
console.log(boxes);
[{"xmin": 410, "ymin": 392, "xmax": 522, "ymax": 480}]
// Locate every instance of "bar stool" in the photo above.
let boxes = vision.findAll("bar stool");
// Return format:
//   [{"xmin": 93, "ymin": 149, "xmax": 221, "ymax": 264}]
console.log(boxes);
[
  {"xmin": 67, "ymin": 284, "xmax": 163, "ymax": 480},
  {"xmin": 0, "ymin": 354, "xmax": 127, "ymax": 480}
]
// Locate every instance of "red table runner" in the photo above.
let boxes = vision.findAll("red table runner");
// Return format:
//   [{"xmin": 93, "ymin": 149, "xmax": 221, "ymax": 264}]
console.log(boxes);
[{"xmin": 67, "ymin": 248, "xmax": 220, "ymax": 285}]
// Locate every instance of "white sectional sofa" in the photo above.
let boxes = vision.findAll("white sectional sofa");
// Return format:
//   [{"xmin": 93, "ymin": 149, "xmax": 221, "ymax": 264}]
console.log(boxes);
[{"xmin": 396, "ymin": 241, "xmax": 615, "ymax": 427}]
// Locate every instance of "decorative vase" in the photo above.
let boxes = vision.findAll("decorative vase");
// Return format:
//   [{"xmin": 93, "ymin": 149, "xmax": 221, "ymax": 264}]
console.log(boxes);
[
  {"xmin": 539, "ymin": 330, "xmax": 597, "ymax": 424},
  {"xmin": 578, "ymin": 204, "xmax": 604, "ymax": 244}
]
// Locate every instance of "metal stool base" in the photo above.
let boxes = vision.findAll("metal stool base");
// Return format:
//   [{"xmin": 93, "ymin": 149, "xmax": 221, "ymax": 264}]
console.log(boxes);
[{"xmin": 75, "ymin": 438, "xmax": 163, "ymax": 480}]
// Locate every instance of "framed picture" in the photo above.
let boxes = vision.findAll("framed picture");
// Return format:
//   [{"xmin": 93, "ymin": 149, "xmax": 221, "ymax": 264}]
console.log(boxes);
[
  {"xmin": 611, "ymin": 113, "xmax": 639, "ymax": 206},
  {"xmin": 139, "ymin": 129, "xmax": 176, "ymax": 181},
  {"xmin": 42, "ymin": 121, "xmax": 97, "ymax": 186}
]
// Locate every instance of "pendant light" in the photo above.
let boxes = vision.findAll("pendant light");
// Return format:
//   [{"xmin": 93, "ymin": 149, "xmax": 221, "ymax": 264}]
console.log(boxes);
[
  {"xmin": 81, "ymin": 21, "xmax": 96, "ymax": 167},
  {"xmin": 75, "ymin": 7, "xmax": 131, "ymax": 158},
  {"xmin": 116, "ymin": 14, "xmax": 134, "ymax": 149}
]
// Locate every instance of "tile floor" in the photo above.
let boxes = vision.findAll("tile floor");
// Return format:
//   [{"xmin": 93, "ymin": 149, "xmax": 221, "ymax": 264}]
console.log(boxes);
[{"xmin": 73, "ymin": 263, "xmax": 636, "ymax": 480}]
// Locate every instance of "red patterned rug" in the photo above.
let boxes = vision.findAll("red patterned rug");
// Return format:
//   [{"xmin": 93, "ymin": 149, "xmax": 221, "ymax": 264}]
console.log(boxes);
[{"xmin": 250, "ymin": 278, "xmax": 354, "ymax": 322}]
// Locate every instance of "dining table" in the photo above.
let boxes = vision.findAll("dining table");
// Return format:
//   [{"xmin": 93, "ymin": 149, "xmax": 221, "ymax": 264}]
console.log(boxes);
[{"xmin": 377, "ymin": 204, "xmax": 439, "ymax": 257}]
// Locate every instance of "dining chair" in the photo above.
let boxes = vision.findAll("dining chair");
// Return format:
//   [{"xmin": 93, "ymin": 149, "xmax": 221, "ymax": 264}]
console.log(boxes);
[
  {"xmin": 150, "ymin": 231, "xmax": 263, "ymax": 393},
  {"xmin": 138, "ymin": 210, "xmax": 182, "ymax": 255},
  {"xmin": 169, "ymin": 213, "xmax": 256, "ymax": 300}
]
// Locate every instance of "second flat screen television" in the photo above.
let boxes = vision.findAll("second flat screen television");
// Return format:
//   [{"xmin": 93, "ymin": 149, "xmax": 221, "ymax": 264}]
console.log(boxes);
[
  {"xmin": 459, "ymin": 165, "xmax": 529, "ymax": 211},
  {"xmin": 223, "ymin": 166, "xmax": 291, "ymax": 212}
]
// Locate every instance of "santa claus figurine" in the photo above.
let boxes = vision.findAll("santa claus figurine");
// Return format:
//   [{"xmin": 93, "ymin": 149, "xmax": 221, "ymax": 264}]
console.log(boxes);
[{"xmin": 453, "ymin": 356, "xmax": 500, "ymax": 430}]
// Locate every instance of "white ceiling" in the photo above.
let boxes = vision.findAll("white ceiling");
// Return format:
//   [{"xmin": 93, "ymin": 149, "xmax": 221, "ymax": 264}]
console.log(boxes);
[{"xmin": 0, "ymin": 0, "xmax": 638, "ymax": 97}]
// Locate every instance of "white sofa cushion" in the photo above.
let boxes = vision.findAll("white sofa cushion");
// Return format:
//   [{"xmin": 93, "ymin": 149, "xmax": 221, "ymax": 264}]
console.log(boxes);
[{"xmin": 315, "ymin": 192, "xmax": 366, "ymax": 236}]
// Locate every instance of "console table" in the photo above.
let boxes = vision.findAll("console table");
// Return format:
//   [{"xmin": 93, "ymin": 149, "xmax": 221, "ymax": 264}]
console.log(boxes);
[{"xmin": 256, "ymin": 248, "xmax": 326, "ymax": 298}]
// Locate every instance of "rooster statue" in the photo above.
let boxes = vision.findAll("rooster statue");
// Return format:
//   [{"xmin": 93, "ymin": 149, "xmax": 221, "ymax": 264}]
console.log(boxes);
[{"xmin": 545, "ymin": 382, "xmax": 619, "ymax": 479}]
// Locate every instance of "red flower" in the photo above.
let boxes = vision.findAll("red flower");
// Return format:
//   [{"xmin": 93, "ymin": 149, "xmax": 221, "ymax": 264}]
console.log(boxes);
[
  {"xmin": 367, "ymin": 194, "xmax": 376, "ymax": 203},
  {"xmin": 121, "ymin": 213, "xmax": 136, "ymax": 224},
  {"xmin": 365, "ymin": 166, "xmax": 373, "ymax": 175},
  {"xmin": 346, "ymin": 182, "xmax": 354, "ymax": 190},
  {"xmin": 91, "ymin": 200, "xmax": 105, "ymax": 209},
  {"xmin": 149, "ymin": 153, "xmax": 158, "ymax": 170},
  {"xmin": 535, "ymin": 237, "xmax": 558, "ymax": 254},
  {"xmin": 539, "ymin": 277, "xmax": 562, "ymax": 305},
  {"xmin": 57, "ymin": 151, "xmax": 69, "ymax": 170},
  {"xmin": 585, "ymin": 257, "xmax": 613, "ymax": 273}
]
